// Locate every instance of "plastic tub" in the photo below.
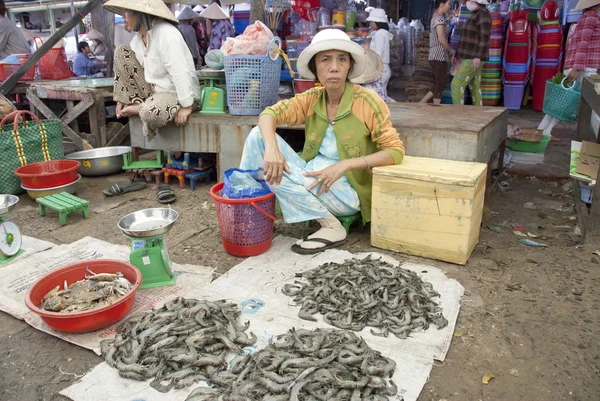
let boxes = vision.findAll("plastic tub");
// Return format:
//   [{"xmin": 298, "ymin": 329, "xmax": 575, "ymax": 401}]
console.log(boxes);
[
  {"xmin": 507, "ymin": 135, "xmax": 551, "ymax": 153},
  {"xmin": 25, "ymin": 259, "xmax": 142, "ymax": 333},
  {"xmin": 294, "ymin": 79, "xmax": 318, "ymax": 93},
  {"xmin": 503, "ymin": 84, "xmax": 526, "ymax": 110},
  {"xmin": 14, "ymin": 160, "xmax": 81, "ymax": 189}
]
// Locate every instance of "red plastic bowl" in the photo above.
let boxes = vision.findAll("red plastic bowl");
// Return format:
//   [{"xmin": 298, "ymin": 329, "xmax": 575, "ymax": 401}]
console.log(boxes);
[
  {"xmin": 25, "ymin": 259, "xmax": 142, "ymax": 333},
  {"xmin": 14, "ymin": 160, "xmax": 81, "ymax": 189}
]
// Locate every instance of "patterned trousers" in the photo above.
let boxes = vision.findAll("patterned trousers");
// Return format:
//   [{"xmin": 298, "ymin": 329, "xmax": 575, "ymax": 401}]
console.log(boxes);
[
  {"xmin": 451, "ymin": 59, "xmax": 483, "ymax": 106},
  {"xmin": 113, "ymin": 45, "xmax": 180, "ymax": 139}
]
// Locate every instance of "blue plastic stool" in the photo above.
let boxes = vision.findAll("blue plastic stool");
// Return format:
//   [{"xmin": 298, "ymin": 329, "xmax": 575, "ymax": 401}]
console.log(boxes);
[{"xmin": 185, "ymin": 169, "xmax": 213, "ymax": 191}]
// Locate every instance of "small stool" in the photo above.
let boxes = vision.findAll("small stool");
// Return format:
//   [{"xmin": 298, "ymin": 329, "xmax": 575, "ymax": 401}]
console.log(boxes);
[
  {"xmin": 165, "ymin": 152, "xmax": 198, "ymax": 170},
  {"xmin": 163, "ymin": 167, "xmax": 186, "ymax": 187},
  {"xmin": 128, "ymin": 168, "xmax": 163, "ymax": 185},
  {"xmin": 36, "ymin": 192, "xmax": 89, "ymax": 226},
  {"xmin": 185, "ymin": 169, "xmax": 213, "ymax": 191}
]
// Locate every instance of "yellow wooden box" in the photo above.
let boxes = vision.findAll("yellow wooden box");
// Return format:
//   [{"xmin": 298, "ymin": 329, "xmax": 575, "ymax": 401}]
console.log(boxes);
[{"xmin": 371, "ymin": 156, "xmax": 487, "ymax": 265}]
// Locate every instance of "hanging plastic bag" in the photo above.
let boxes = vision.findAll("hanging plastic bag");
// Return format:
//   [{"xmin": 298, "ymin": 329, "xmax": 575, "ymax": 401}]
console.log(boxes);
[
  {"xmin": 222, "ymin": 168, "xmax": 271, "ymax": 199},
  {"xmin": 205, "ymin": 49, "xmax": 225, "ymax": 69}
]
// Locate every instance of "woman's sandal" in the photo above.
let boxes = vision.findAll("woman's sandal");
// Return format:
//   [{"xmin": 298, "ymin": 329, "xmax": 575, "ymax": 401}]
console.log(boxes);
[
  {"xmin": 290, "ymin": 238, "xmax": 346, "ymax": 255},
  {"xmin": 157, "ymin": 184, "xmax": 176, "ymax": 204},
  {"xmin": 102, "ymin": 182, "xmax": 147, "ymax": 197}
]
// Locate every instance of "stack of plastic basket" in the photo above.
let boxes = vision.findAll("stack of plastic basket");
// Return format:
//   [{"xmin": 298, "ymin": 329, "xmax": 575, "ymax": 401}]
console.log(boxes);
[
  {"xmin": 502, "ymin": 10, "xmax": 531, "ymax": 110},
  {"xmin": 531, "ymin": 0, "xmax": 563, "ymax": 111},
  {"xmin": 481, "ymin": 11, "xmax": 504, "ymax": 106},
  {"xmin": 224, "ymin": 37, "xmax": 283, "ymax": 116}
]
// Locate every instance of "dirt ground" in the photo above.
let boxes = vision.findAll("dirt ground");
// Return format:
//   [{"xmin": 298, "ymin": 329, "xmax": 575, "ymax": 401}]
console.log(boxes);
[{"xmin": 1, "ymin": 111, "xmax": 599, "ymax": 401}]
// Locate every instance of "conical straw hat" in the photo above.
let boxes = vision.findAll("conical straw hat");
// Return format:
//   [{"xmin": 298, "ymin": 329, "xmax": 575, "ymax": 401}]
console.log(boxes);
[
  {"xmin": 573, "ymin": 0, "xmax": 600, "ymax": 11},
  {"xmin": 86, "ymin": 28, "xmax": 104, "ymax": 40},
  {"xmin": 350, "ymin": 48, "xmax": 383, "ymax": 84},
  {"xmin": 199, "ymin": 2, "xmax": 229, "ymax": 20},
  {"xmin": 104, "ymin": 0, "xmax": 178, "ymax": 24},
  {"xmin": 177, "ymin": 6, "xmax": 199, "ymax": 20}
]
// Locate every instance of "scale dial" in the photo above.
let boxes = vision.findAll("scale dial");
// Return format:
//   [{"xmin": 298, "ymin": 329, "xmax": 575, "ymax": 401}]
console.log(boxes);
[{"xmin": 0, "ymin": 221, "xmax": 22, "ymax": 256}]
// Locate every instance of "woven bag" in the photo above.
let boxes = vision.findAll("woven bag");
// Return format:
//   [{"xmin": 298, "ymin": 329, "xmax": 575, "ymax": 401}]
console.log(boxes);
[{"xmin": 0, "ymin": 110, "xmax": 64, "ymax": 194}]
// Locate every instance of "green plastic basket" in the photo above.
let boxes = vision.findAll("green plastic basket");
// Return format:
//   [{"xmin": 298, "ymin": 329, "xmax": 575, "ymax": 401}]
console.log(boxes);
[
  {"xmin": 507, "ymin": 135, "xmax": 551, "ymax": 153},
  {"xmin": 542, "ymin": 78, "xmax": 581, "ymax": 122}
]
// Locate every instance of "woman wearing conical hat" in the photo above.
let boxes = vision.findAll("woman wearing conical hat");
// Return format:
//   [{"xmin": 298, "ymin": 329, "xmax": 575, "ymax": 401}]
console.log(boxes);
[
  {"xmin": 104, "ymin": 0, "xmax": 201, "ymax": 140},
  {"xmin": 177, "ymin": 6, "xmax": 200, "ymax": 68},
  {"xmin": 199, "ymin": 0, "xmax": 234, "ymax": 51},
  {"xmin": 86, "ymin": 28, "xmax": 107, "ymax": 57}
]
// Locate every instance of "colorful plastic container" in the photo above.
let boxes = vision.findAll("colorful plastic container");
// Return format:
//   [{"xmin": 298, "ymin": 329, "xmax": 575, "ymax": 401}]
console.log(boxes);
[{"xmin": 14, "ymin": 160, "xmax": 81, "ymax": 189}]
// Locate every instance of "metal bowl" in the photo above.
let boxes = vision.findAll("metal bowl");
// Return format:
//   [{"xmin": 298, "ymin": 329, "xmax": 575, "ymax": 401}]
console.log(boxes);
[
  {"xmin": 65, "ymin": 146, "xmax": 131, "ymax": 176},
  {"xmin": 0, "ymin": 195, "xmax": 19, "ymax": 215},
  {"xmin": 21, "ymin": 175, "xmax": 81, "ymax": 200},
  {"xmin": 117, "ymin": 208, "xmax": 179, "ymax": 238}
]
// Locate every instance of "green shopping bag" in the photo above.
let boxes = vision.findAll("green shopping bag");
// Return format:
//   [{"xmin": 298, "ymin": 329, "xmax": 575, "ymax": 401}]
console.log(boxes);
[{"xmin": 0, "ymin": 110, "xmax": 64, "ymax": 195}]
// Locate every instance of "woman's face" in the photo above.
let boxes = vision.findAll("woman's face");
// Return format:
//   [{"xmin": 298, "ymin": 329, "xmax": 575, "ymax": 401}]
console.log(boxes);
[
  {"xmin": 369, "ymin": 21, "xmax": 378, "ymax": 30},
  {"xmin": 441, "ymin": 1, "xmax": 452, "ymax": 14},
  {"xmin": 315, "ymin": 50, "xmax": 351, "ymax": 91},
  {"xmin": 123, "ymin": 10, "xmax": 138, "ymax": 32}
]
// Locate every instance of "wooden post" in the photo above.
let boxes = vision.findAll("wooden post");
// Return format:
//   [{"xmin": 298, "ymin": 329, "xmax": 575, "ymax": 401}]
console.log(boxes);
[
  {"xmin": 250, "ymin": 0, "xmax": 265, "ymax": 24},
  {"xmin": 90, "ymin": 6, "xmax": 115, "ymax": 77},
  {"xmin": 0, "ymin": 0, "xmax": 104, "ymax": 96}
]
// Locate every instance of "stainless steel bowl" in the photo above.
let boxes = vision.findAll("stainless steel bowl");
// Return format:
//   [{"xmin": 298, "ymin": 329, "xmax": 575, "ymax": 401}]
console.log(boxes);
[
  {"xmin": 65, "ymin": 146, "xmax": 131, "ymax": 176},
  {"xmin": 0, "ymin": 195, "xmax": 19, "ymax": 215},
  {"xmin": 117, "ymin": 208, "xmax": 179, "ymax": 238},
  {"xmin": 21, "ymin": 175, "xmax": 81, "ymax": 200}
]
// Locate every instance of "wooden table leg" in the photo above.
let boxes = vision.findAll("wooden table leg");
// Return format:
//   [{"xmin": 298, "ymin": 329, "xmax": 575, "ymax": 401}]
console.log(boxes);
[
  {"xmin": 66, "ymin": 100, "xmax": 80, "ymax": 135},
  {"xmin": 587, "ymin": 181, "xmax": 600, "ymax": 244},
  {"xmin": 89, "ymin": 99, "xmax": 107, "ymax": 147},
  {"xmin": 26, "ymin": 88, "xmax": 85, "ymax": 150},
  {"xmin": 132, "ymin": 147, "xmax": 140, "ymax": 162}
]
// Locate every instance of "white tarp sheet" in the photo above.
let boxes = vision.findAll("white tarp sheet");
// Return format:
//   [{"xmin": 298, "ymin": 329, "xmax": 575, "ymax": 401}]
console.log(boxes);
[{"xmin": 61, "ymin": 236, "xmax": 464, "ymax": 401}]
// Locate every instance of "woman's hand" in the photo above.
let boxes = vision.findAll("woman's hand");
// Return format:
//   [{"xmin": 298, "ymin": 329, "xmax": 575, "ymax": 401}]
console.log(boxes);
[
  {"xmin": 264, "ymin": 146, "xmax": 290, "ymax": 185},
  {"xmin": 567, "ymin": 69, "xmax": 581, "ymax": 82},
  {"xmin": 116, "ymin": 101, "xmax": 124, "ymax": 118},
  {"xmin": 175, "ymin": 106, "xmax": 193, "ymax": 126},
  {"xmin": 304, "ymin": 160, "xmax": 349, "ymax": 196}
]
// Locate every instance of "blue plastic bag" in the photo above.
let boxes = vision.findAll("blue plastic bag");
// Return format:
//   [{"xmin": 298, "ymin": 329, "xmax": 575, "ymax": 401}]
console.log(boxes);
[{"xmin": 222, "ymin": 168, "xmax": 271, "ymax": 199}]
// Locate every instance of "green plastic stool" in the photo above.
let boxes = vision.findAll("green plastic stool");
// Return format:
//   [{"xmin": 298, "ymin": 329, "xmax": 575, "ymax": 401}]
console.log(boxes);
[
  {"xmin": 36, "ymin": 192, "xmax": 89, "ymax": 226},
  {"xmin": 304, "ymin": 212, "xmax": 364, "ymax": 235},
  {"xmin": 122, "ymin": 151, "xmax": 164, "ymax": 170}
]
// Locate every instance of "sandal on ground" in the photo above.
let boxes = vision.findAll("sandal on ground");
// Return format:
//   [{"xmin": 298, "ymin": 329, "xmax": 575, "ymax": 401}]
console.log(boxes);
[
  {"xmin": 103, "ymin": 182, "xmax": 147, "ymax": 197},
  {"xmin": 291, "ymin": 238, "xmax": 345, "ymax": 255},
  {"xmin": 157, "ymin": 184, "xmax": 176, "ymax": 204}
]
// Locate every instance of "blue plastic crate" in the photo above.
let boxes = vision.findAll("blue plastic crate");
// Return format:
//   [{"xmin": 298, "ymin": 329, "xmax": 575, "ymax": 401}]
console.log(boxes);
[{"xmin": 233, "ymin": 19, "xmax": 249, "ymax": 34}]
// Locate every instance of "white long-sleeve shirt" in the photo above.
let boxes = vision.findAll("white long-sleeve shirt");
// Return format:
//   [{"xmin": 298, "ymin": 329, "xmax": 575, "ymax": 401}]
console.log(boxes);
[
  {"xmin": 369, "ymin": 29, "xmax": 394, "ymax": 65},
  {"xmin": 130, "ymin": 19, "xmax": 200, "ymax": 107}
]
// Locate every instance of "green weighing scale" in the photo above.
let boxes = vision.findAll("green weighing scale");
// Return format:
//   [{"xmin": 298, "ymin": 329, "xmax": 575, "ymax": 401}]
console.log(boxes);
[
  {"xmin": 197, "ymin": 68, "xmax": 227, "ymax": 114},
  {"xmin": 0, "ymin": 195, "xmax": 23, "ymax": 263},
  {"xmin": 117, "ymin": 208, "xmax": 179, "ymax": 289}
]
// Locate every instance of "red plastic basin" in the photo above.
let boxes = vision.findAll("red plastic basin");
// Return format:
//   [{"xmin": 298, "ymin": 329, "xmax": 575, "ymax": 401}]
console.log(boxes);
[
  {"xmin": 25, "ymin": 259, "xmax": 142, "ymax": 333},
  {"xmin": 14, "ymin": 160, "xmax": 80, "ymax": 189},
  {"xmin": 294, "ymin": 79, "xmax": 319, "ymax": 94}
]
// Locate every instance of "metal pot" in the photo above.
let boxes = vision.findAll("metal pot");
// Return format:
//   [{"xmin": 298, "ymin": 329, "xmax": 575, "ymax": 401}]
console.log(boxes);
[{"xmin": 65, "ymin": 146, "xmax": 131, "ymax": 176}]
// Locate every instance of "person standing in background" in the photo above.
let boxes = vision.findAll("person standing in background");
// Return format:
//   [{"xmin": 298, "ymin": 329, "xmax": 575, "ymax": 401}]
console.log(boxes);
[
  {"xmin": 0, "ymin": 0, "xmax": 32, "ymax": 59},
  {"xmin": 200, "ymin": 0, "xmax": 234, "ymax": 51},
  {"xmin": 451, "ymin": 0, "xmax": 491, "ymax": 106},
  {"xmin": 538, "ymin": 0, "xmax": 600, "ymax": 138},
  {"xmin": 366, "ymin": 8, "xmax": 394, "ymax": 99},
  {"xmin": 420, "ymin": 0, "xmax": 454, "ymax": 104},
  {"xmin": 87, "ymin": 28, "xmax": 107, "ymax": 57},
  {"xmin": 177, "ymin": 6, "xmax": 201, "ymax": 68}
]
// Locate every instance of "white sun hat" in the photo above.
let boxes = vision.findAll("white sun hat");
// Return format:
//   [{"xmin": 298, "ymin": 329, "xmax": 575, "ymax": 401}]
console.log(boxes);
[
  {"xmin": 474, "ymin": 0, "xmax": 490, "ymax": 5},
  {"xmin": 104, "ymin": 0, "xmax": 178, "ymax": 24},
  {"xmin": 366, "ymin": 8, "xmax": 387, "ymax": 23},
  {"xmin": 350, "ymin": 48, "xmax": 383, "ymax": 84},
  {"xmin": 297, "ymin": 29, "xmax": 366, "ymax": 81},
  {"xmin": 177, "ymin": 6, "xmax": 199, "ymax": 21},
  {"xmin": 199, "ymin": 2, "xmax": 230, "ymax": 20}
]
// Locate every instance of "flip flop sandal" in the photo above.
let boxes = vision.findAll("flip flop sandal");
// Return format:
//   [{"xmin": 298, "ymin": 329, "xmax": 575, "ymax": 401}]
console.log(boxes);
[
  {"xmin": 157, "ymin": 184, "xmax": 176, "ymax": 204},
  {"xmin": 290, "ymin": 238, "xmax": 346, "ymax": 255},
  {"xmin": 102, "ymin": 182, "xmax": 147, "ymax": 197}
]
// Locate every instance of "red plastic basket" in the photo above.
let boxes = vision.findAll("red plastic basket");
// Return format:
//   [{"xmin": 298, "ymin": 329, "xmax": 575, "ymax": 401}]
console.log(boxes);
[
  {"xmin": 34, "ymin": 37, "xmax": 72, "ymax": 80},
  {"xmin": 25, "ymin": 259, "xmax": 142, "ymax": 333},
  {"xmin": 210, "ymin": 182, "xmax": 277, "ymax": 257},
  {"xmin": 0, "ymin": 54, "xmax": 35, "ymax": 81},
  {"xmin": 14, "ymin": 160, "xmax": 81, "ymax": 189}
]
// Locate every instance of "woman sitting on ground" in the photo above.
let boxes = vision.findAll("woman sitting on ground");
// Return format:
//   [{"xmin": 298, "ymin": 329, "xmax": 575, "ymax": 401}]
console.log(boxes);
[
  {"xmin": 103, "ymin": 0, "xmax": 201, "ymax": 140},
  {"xmin": 239, "ymin": 29, "xmax": 405, "ymax": 255}
]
